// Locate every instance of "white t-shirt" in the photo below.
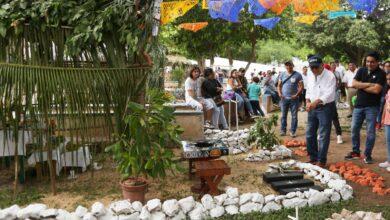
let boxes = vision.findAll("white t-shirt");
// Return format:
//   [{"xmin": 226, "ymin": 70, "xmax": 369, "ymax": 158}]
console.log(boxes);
[
  {"xmin": 336, "ymin": 65, "xmax": 346, "ymax": 79},
  {"xmin": 342, "ymin": 70, "xmax": 357, "ymax": 87},
  {"xmin": 184, "ymin": 77, "xmax": 198, "ymax": 101},
  {"xmin": 301, "ymin": 73, "xmax": 308, "ymax": 89}
]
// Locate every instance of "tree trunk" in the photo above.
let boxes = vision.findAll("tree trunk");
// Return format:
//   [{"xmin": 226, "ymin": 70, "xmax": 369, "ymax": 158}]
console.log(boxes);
[
  {"xmin": 210, "ymin": 56, "xmax": 214, "ymax": 68},
  {"xmin": 197, "ymin": 57, "xmax": 205, "ymax": 71},
  {"xmin": 245, "ymin": 39, "xmax": 257, "ymax": 72},
  {"xmin": 227, "ymin": 49, "xmax": 233, "ymax": 71},
  {"xmin": 13, "ymin": 138, "xmax": 19, "ymax": 198}
]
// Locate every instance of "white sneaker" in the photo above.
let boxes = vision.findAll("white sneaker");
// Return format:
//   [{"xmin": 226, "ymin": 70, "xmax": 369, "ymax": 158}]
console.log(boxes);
[
  {"xmin": 337, "ymin": 135, "xmax": 343, "ymax": 144},
  {"xmin": 379, "ymin": 161, "xmax": 390, "ymax": 168}
]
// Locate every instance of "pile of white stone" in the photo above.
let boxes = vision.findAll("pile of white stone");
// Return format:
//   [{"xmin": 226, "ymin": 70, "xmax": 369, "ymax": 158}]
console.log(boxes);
[
  {"xmin": 327, "ymin": 209, "xmax": 384, "ymax": 220},
  {"xmin": 0, "ymin": 161, "xmax": 354, "ymax": 220},
  {"xmin": 266, "ymin": 160, "xmax": 354, "ymax": 203},
  {"xmin": 204, "ymin": 129, "xmax": 251, "ymax": 155},
  {"xmin": 245, "ymin": 145, "xmax": 292, "ymax": 162}
]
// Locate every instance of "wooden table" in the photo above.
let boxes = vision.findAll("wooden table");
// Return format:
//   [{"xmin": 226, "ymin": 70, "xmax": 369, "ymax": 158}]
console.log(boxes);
[{"xmin": 193, "ymin": 160, "xmax": 231, "ymax": 196}]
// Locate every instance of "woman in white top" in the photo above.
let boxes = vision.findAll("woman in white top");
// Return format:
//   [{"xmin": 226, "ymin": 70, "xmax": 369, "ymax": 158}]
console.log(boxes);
[
  {"xmin": 226, "ymin": 70, "xmax": 254, "ymax": 117},
  {"xmin": 184, "ymin": 66, "xmax": 214, "ymax": 127}
]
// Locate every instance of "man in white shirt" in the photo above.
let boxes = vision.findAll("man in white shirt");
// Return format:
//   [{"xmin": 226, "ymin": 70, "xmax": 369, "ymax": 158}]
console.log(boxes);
[
  {"xmin": 305, "ymin": 55, "xmax": 336, "ymax": 168},
  {"xmin": 342, "ymin": 62, "xmax": 358, "ymax": 118},
  {"xmin": 336, "ymin": 60, "xmax": 347, "ymax": 100}
]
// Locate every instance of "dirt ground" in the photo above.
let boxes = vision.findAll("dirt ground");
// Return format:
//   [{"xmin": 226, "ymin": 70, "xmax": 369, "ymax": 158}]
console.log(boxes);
[{"xmin": 1, "ymin": 108, "xmax": 389, "ymax": 210}]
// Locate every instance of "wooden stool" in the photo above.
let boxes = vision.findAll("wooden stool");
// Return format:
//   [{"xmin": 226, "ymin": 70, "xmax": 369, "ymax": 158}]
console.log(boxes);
[{"xmin": 193, "ymin": 160, "xmax": 231, "ymax": 196}]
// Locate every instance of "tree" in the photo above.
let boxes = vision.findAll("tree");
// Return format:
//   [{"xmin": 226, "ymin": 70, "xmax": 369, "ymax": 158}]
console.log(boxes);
[{"xmin": 296, "ymin": 0, "xmax": 389, "ymax": 63}]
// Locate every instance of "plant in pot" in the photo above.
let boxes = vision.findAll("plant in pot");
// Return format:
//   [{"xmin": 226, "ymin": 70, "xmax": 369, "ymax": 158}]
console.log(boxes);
[
  {"xmin": 247, "ymin": 114, "xmax": 280, "ymax": 150},
  {"xmin": 106, "ymin": 89, "xmax": 183, "ymax": 203}
]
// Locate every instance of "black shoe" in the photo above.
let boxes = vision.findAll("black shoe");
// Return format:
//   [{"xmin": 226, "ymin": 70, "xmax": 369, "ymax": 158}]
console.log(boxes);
[
  {"xmin": 364, "ymin": 156, "xmax": 374, "ymax": 164},
  {"xmin": 345, "ymin": 152, "xmax": 361, "ymax": 160}
]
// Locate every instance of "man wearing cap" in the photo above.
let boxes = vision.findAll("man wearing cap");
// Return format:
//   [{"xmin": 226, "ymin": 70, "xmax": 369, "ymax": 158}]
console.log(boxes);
[
  {"xmin": 345, "ymin": 51, "xmax": 386, "ymax": 164},
  {"xmin": 277, "ymin": 61, "xmax": 303, "ymax": 137},
  {"xmin": 305, "ymin": 55, "xmax": 336, "ymax": 167}
]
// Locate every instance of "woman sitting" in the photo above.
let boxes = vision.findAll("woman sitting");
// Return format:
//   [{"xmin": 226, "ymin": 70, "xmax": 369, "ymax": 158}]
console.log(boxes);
[
  {"xmin": 225, "ymin": 69, "xmax": 255, "ymax": 118},
  {"xmin": 202, "ymin": 68, "xmax": 228, "ymax": 129},
  {"xmin": 184, "ymin": 66, "xmax": 214, "ymax": 128}
]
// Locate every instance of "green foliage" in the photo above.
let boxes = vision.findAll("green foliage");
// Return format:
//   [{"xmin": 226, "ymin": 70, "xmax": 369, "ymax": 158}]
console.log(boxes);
[
  {"xmin": 0, "ymin": 0, "xmax": 161, "ymax": 67},
  {"xmin": 0, "ymin": 188, "xmax": 43, "ymax": 208},
  {"xmin": 106, "ymin": 89, "xmax": 183, "ymax": 179},
  {"xmin": 255, "ymin": 40, "xmax": 313, "ymax": 63},
  {"xmin": 171, "ymin": 67, "xmax": 186, "ymax": 86},
  {"xmin": 247, "ymin": 114, "xmax": 280, "ymax": 150}
]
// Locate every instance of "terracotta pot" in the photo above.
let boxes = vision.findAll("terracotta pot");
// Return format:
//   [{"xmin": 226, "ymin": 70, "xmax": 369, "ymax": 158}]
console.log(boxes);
[{"xmin": 120, "ymin": 177, "xmax": 148, "ymax": 203}]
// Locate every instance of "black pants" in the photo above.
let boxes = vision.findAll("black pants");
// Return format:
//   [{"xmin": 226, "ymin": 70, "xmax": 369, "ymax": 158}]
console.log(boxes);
[
  {"xmin": 299, "ymin": 89, "xmax": 306, "ymax": 107},
  {"xmin": 250, "ymin": 100, "xmax": 265, "ymax": 116},
  {"xmin": 331, "ymin": 102, "xmax": 342, "ymax": 135}
]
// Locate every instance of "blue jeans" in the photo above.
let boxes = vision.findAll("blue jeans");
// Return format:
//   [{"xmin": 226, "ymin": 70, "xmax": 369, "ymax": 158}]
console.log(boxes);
[
  {"xmin": 376, "ymin": 96, "xmax": 385, "ymax": 124},
  {"xmin": 208, "ymin": 99, "xmax": 228, "ymax": 129},
  {"xmin": 235, "ymin": 92, "xmax": 244, "ymax": 111},
  {"xmin": 306, "ymin": 103, "xmax": 333, "ymax": 163},
  {"xmin": 236, "ymin": 92, "xmax": 254, "ymax": 114},
  {"xmin": 264, "ymin": 89, "xmax": 280, "ymax": 104},
  {"xmin": 385, "ymin": 125, "xmax": 390, "ymax": 162},
  {"xmin": 280, "ymin": 98, "xmax": 299, "ymax": 134},
  {"xmin": 351, "ymin": 106, "xmax": 379, "ymax": 157}
]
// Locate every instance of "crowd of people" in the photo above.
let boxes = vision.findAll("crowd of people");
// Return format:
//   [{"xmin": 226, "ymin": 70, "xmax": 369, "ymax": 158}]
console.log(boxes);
[{"xmin": 183, "ymin": 52, "xmax": 390, "ymax": 171}]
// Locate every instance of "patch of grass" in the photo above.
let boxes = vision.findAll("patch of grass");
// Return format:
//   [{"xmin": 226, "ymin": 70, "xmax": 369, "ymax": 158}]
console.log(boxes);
[
  {"xmin": 217, "ymin": 200, "xmax": 390, "ymax": 220},
  {"xmin": 0, "ymin": 187, "xmax": 43, "ymax": 208}
]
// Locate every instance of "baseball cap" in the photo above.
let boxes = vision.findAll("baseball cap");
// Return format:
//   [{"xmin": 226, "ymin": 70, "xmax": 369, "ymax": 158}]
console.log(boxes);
[{"xmin": 308, "ymin": 55, "xmax": 323, "ymax": 67}]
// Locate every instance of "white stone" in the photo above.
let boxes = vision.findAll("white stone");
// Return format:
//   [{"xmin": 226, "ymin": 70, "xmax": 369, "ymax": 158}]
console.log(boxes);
[
  {"xmin": 286, "ymin": 192, "xmax": 297, "ymax": 199},
  {"xmin": 225, "ymin": 205, "xmax": 239, "ymax": 215},
  {"xmin": 17, "ymin": 203, "xmax": 47, "ymax": 219},
  {"xmin": 274, "ymin": 195, "xmax": 285, "ymax": 203},
  {"xmin": 170, "ymin": 211, "xmax": 186, "ymax": 220},
  {"xmin": 178, "ymin": 196, "xmax": 196, "ymax": 214},
  {"xmin": 226, "ymin": 187, "xmax": 239, "ymax": 198},
  {"xmin": 91, "ymin": 202, "xmax": 106, "ymax": 217},
  {"xmin": 340, "ymin": 185, "xmax": 353, "ymax": 200},
  {"xmin": 99, "ymin": 212, "xmax": 116, "ymax": 220},
  {"xmin": 251, "ymin": 193, "xmax": 264, "ymax": 204},
  {"xmin": 239, "ymin": 193, "xmax": 253, "ymax": 205},
  {"xmin": 328, "ymin": 179, "xmax": 347, "ymax": 191},
  {"xmin": 261, "ymin": 202, "xmax": 281, "ymax": 213},
  {"xmin": 40, "ymin": 208, "xmax": 58, "ymax": 218},
  {"xmin": 57, "ymin": 209, "xmax": 79, "ymax": 220},
  {"xmin": 214, "ymin": 194, "xmax": 227, "ymax": 206},
  {"xmin": 239, "ymin": 202, "xmax": 257, "ymax": 214},
  {"xmin": 323, "ymin": 188, "xmax": 334, "ymax": 197},
  {"xmin": 201, "ymin": 194, "xmax": 215, "ymax": 210},
  {"xmin": 162, "ymin": 199, "xmax": 179, "ymax": 217},
  {"xmin": 147, "ymin": 199, "xmax": 162, "ymax": 212},
  {"xmin": 308, "ymin": 191, "xmax": 329, "ymax": 206},
  {"xmin": 223, "ymin": 197, "xmax": 239, "ymax": 206},
  {"xmin": 83, "ymin": 213, "xmax": 97, "ymax": 220},
  {"xmin": 131, "ymin": 201, "xmax": 143, "ymax": 212},
  {"xmin": 118, "ymin": 212, "xmax": 140, "ymax": 220},
  {"xmin": 282, "ymin": 198, "xmax": 308, "ymax": 208},
  {"xmin": 75, "ymin": 206, "xmax": 89, "ymax": 218},
  {"xmin": 188, "ymin": 205, "xmax": 206, "ymax": 220},
  {"xmin": 209, "ymin": 206, "xmax": 225, "ymax": 218},
  {"xmin": 0, "ymin": 205, "xmax": 20, "ymax": 220},
  {"xmin": 330, "ymin": 192, "xmax": 341, "ymax": 203},
  {"xmin": 139, "ymin": 207, "xmax": 151, "ymax": 220},
  {"xmin": 110, "ymin": 200, "xmax": 133, "ymax": 215},
  {"xmin": 355, "ymin": 211, "xmax": 366, "ymax": 218},
  {"xmin": 264, "ymin": 195, "xmax": 275, "ymax": 203},
  {"xmin": 150, "ymin": 211, "xmax": 166, "ymax": 220}
]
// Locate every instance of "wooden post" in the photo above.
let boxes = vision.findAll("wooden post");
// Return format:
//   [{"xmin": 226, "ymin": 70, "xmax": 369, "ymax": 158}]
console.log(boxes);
[{"xmin": 13, "ymin": 137, "xmax": 19, "ymax": 198}]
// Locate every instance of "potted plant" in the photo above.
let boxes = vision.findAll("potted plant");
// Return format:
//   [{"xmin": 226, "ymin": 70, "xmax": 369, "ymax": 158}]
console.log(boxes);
[
  {"xmin": 247, "ymin": 114, "xmax": 280, "ymax": 150},
  {"xmin": 106, "ymin": 89, "xmax": 183, "ymax": 203}
]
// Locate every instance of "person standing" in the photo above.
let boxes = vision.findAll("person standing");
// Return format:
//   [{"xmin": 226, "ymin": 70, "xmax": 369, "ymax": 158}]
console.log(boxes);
[
  {"xmin": 379, "ymin": 73, "xmax": 390, "ymax": 172},
  {"xmin": 335, "ymin": 60, "xmax": 346, "ymax": 100},
  {"xmin": 202, "ymin": 68, "xmax": 229, "ymax": 130},
  {"xmin": 247, "ymin": 77, "xmax": 265, "ymax": 116},
  {"xmin": 342, "ymin": 62, "xmax": 358, "ymax": 118},
  {"xmin": 277, "ymin": 61, "xmax": 303, "ymax": 137},
  {"xmin": 330, "ymin": 62, "xmax": 344, "ymax": 144},
  {"xmin": 305, "ymin": 55, "xmax": 336, "ymax": 167},
  {"xmin": 345, "ymin": 52, "xmax": 386, "ymax": 164},
  {"xmin": 299, "ymin": 66, "xmax": 308, "ymax": 112}
]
